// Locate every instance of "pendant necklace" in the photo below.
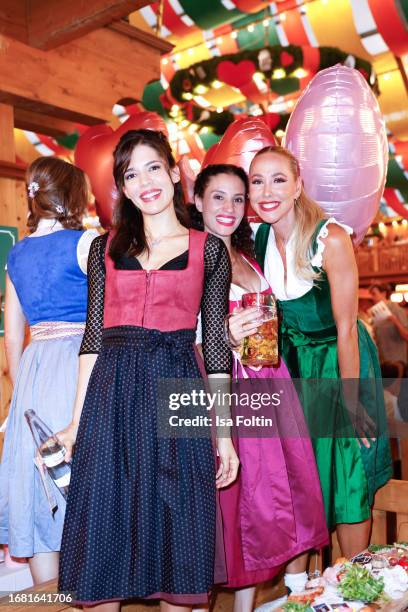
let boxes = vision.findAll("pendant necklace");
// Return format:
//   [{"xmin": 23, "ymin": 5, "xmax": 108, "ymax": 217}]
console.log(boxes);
[
  {"xmin": 148, "ymin": 229, "xmax": 184, "ymax": 249},
  {"xmin": 149, "ymin": 237, "xmax": 163, "ymax": 248}
]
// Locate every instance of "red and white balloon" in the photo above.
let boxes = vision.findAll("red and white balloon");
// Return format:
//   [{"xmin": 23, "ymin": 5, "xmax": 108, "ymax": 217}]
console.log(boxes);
[
  {"xmin": 202, "ymin": 117, "xmax": 277, "ymax": 220},
  {"xmin": 75, "ymin": 112, "xmax": 168, "ymax": 228}
]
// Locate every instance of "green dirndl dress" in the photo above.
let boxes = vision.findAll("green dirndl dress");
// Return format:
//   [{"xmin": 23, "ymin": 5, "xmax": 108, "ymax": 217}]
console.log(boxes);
[{"xmin": 255, "ymin": 220, "xmax": 392, "ymax": 530}]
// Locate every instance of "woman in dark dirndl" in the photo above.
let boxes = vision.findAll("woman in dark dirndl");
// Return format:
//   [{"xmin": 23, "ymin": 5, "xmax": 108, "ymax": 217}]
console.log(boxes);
[{"xmin": 57, "ymin": 129, "xmax": 239, "ymax": 611}]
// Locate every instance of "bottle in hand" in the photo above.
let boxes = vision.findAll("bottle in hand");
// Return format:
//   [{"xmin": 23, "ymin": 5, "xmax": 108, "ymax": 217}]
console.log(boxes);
[{"xmin": 24, "ymin": 409, "xmax": 71, "ymax": 498}]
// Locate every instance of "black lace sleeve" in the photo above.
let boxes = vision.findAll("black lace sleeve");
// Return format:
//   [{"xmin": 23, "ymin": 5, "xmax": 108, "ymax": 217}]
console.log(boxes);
[
  {"xmin": 201, "ymin": 234, "xmax": 232, "ymax": 375},
  {"xmin": 79, "ymin": 233, "xmax": 107, "ymax": 355}
]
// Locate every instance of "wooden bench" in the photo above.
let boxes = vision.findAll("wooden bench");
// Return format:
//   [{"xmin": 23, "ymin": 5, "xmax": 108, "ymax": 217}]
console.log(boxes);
[{"xmin": 371, "ymin": 478, "xmax": 408, "ymax": 544}]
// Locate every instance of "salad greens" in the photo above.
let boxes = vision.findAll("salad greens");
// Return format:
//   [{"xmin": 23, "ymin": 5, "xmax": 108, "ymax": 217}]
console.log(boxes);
[
  {"xmin": 338, "ymin": 563, "xmax": 384, "ymax": 602},
  {"xmin": 367, "ymin": 544, "xmax": 392, "ymax": 553},
  {"xmin": 282, "ymin": 603, "xmax": 313, "ymax": 612}
]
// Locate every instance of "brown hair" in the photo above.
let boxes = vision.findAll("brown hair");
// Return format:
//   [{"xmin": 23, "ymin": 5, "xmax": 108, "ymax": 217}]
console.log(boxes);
[
  {"xmin": 26, "ymin": 157, "xmax": 88, "ymax": 233},
  {"xmin": 191, "ymin": 164, "xmax": 254, "ymax": 260},
  {"xmin": 251, "ymin": 145, "xmax": 326, "ymax": 281},
  {"xmin": 109, "ymin": 129, "xmax": 189, "ymax": 263}
]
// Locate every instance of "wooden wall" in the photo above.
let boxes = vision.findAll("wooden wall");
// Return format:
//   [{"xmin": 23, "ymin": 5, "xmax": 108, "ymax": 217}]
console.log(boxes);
[
  {"xmin": 357, "ymin": 242, "xmax": 408, "ymax": 283},
  {"xmin": 0, "ymin": 104, "xmax": 27, "ymax": 454},
  {"xmin": 0, "ymin": 25, "xmax": 168, "ymax": 125},
  {"xmin": 0, "ymin": 20, "xmax": 172, "ymax": 453}
]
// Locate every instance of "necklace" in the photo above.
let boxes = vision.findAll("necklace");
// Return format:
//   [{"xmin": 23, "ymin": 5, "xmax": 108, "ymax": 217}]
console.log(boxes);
[
  {"xmin": 147, "ymin": 228, "xmax": 187, "ymax": 249},
  {"xmin": 149, "ymin": 236, "xmax": 164, "ymax": 248}
]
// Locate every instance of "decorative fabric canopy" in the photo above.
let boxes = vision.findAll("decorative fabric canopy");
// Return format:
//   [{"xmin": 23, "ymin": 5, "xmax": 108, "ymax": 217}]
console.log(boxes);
[
  {"xmin": 132, "ymin": 0, "xmax": 408, "ymax": 140},
  {"xmin": 15, "ymin": 0, "xmax": 408, "ymax": 219},
  {"xmin": 142, "ymin": 44, "xmax": 374, "ymax": 135}
]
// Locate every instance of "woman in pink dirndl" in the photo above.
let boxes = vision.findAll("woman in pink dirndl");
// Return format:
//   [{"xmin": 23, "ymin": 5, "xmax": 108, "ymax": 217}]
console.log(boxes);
[{"xmin": 191, "ymin": 164, "xmax": 328, "ymax": 612}]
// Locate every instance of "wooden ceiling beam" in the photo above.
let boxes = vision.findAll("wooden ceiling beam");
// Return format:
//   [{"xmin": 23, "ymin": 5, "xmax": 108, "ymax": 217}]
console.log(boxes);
[
  {"xmin": 0, "ymin": 26, "xmax": 168, "ymax": 124},
  {"xmin": 27, "ymin": 0, "xmax": 151, "ymax": 49},
  {"xmin": 0, "ymin": 160, "xmax": 26, "ymax": 181},
  {"xmin": 0, "ymin": 0, "xmax": 28, "ymax": 44},
  {"xmin": 108, "ymin": 20, "xmax": 174, "ymax": 54},
  {"xmin": 13, "ymin": 108, "xmax": 79, "ymax": 138}
]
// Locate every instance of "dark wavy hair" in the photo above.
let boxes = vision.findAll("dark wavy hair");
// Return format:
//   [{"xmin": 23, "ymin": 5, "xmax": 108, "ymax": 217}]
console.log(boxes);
[
  {"xmin": 109, "ymin": 129, "xmax": 189, "ymax": 263},
  {"xmin": 191, "ymin": 164, "xmax": 254, "ymax": 260},
  {"xmin": 26, "ymin": 157, "xmax": 87, "ymax": 233}
]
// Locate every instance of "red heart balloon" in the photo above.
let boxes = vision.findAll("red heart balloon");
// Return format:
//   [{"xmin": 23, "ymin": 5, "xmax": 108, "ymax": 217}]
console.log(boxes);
[
  {"xmin": 216, "ymin": 60, "xmax": 256, "ymax": 89},
  {"xmin": 202, "ymin": 117, "xmax": 277, "ymax": 173},
  {"xmin": 178, "ymin": 155, "xmax": 196, "ymax": 204},
  {"xmin": 201, "ymin": 143, "xmax": 218, "ymax": 167},
  {"xmin": 280, "ymin": 51, "xmax": 294, "ymax": 67},
  {"xmin": 202, "ymin": 117, "xmax": 277, "ymax": 220},
  {"xmin": 75, "ymin": 112, "xmax": 168, "ymax": 228},
  {"xmin": 259, "ymin": 113, "xmax": 281, "ymax": 131}
]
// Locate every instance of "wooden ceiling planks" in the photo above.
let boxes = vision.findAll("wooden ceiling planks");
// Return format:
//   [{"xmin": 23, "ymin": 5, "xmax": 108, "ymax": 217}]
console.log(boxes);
[
  {"xmin": 27, "ymin": 0, "xmax": 150, "ymax": 50},
  {"xmin": 0, "ymin": 25, "xmax": 172, "ymax": 124},
  {"xmin": 0, "ymin": 0, "xmax": 154, "ymax": 49},
  {"xmin": 0, "ymin": 0, "xmax": 27, "ymax": 44}
]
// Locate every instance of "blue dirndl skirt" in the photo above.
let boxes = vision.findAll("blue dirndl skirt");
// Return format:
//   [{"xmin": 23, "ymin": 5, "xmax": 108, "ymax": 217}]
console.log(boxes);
[{"xmin": 0, "ymin": 334, "xmax": 82, "ymax": 557}]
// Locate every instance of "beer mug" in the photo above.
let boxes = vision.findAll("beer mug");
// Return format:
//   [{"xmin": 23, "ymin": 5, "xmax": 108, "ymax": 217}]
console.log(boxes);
[{"xmin": 241, "ymin": 292, "xmax": 278, "ymax": 367}]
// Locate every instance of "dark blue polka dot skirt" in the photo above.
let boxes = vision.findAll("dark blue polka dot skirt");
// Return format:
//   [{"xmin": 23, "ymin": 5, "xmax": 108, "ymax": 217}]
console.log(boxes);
[{"xmin": 59, "ymin": 326, "xmax": 216, "ymax": 604}]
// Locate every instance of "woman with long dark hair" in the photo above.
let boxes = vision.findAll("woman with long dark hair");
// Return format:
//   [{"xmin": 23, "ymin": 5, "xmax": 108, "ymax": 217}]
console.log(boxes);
[
  {"xmin": 57, "ymin": 130, "xmax": 239, "ymax": 611},
  {"xmin": 191, "ymin": 164, "xmax": 327, "ymax": 611}
]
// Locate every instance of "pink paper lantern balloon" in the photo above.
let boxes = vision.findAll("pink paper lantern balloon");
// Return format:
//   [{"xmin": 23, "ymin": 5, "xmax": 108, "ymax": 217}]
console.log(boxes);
[{"xmin": 283, "ymin": 65, "xmax": 388, "ymax": 245}]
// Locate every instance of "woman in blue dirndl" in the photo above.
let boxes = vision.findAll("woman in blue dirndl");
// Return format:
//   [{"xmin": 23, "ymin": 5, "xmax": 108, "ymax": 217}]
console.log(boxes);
[{"xmin": 0, "ymin": 157, "xmax": 97, "ymax": 583}]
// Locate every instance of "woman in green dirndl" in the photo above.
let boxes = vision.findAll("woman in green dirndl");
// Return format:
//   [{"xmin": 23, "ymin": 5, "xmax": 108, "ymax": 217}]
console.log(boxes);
[{"xmin": 228, "ymin": 146, "xmax": 392, "ymax": 577}]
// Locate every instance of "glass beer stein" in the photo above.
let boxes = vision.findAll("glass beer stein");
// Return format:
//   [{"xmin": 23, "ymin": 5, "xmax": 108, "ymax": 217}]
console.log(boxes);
[{"xmin": 241, "ymin": 292, "xmax": 278, "ymax": 367}]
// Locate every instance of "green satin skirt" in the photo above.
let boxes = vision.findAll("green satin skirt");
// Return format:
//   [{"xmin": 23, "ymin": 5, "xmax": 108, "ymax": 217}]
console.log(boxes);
[{"xmin": 280, "ymin": 315, "xmax": 392, "ymax": 530}]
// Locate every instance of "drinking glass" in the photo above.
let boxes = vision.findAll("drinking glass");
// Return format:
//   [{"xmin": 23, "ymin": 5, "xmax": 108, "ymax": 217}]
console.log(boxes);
[{"xmin": 241, "ymin": 292, "xmax": 278, "ymax": 367}]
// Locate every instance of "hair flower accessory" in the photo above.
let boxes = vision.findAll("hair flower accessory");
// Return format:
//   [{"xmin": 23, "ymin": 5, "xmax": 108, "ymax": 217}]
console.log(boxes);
[
  {"xmin": 55, "ymin": 205, "xmax": 64, "ymax": 214},
  {"xmin": 28, "ymin": 181, "xmax": 40, "ymax": 198}
]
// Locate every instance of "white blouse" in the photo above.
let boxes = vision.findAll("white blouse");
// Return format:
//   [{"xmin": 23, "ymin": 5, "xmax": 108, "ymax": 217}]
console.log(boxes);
[
  {"xmin": 229, "ymin": 256, "xmax": 269, "ymax": 303},
  {"xmin": 28, "ymin": 219, "xmax": 99, "ymax": 274},
  {"xmin": 196, "ymin": 254, "xmax": 269, "ymax": 345},
  {"xmin": 263, "ymin": 217, "xmax": 353, "ymax": 300}
]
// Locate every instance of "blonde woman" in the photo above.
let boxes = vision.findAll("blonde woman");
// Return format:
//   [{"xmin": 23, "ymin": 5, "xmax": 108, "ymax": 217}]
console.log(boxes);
[{"xmin": 229, "ymin": 145, "xmax": 392, "ymax": 591}]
